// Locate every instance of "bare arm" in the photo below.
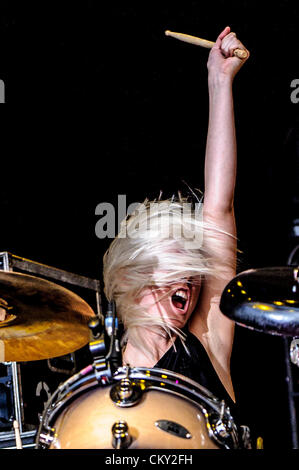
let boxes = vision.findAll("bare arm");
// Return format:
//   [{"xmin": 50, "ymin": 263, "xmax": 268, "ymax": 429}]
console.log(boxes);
[{"xmin": 190, "ymin": 27, "xmax": 249, "ymax": 400}]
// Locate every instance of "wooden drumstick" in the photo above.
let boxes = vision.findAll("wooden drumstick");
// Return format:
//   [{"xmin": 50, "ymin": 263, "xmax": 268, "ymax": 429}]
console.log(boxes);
[
  {"xmin": 13, "ymin": 420, "xmax": 23, "ymax": 449},
  {"xmin": 165, "ymin": 30, "xmax": 248, "ymax": 59}
]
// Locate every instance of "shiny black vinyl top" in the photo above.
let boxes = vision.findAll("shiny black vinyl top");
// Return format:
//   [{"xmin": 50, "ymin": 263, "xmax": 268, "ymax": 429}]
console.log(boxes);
[{"xmin": 220, "ymin": 267, "xmax": 299, "ymax": 337}]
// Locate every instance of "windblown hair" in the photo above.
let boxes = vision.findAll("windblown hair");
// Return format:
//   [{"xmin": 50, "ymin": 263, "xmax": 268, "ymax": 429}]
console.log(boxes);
[{"xmin": 103, "ymin": 195, "xmax": 236, "ymax": 357}]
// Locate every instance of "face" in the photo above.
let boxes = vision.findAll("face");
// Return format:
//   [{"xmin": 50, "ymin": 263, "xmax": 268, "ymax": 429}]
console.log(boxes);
[{"xmin": 137, "ymin": 278, "xmax": 201, "ymax": 330}]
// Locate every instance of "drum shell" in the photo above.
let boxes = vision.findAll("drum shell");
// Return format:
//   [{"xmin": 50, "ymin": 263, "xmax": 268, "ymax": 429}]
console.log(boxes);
[{"xmin": 50, "ymin": 384, "xmax": 219, "ymax": 449}]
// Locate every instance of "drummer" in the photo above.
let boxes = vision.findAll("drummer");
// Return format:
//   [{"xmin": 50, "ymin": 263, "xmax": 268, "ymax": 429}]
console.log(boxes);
[{"xmin": 103, "ymin": 27, "xmax": 249, "ymax": 408}]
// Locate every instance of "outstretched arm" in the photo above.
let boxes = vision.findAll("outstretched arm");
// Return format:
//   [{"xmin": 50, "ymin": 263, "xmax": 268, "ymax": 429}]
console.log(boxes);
[{"xmin": 190, "ymin": 27, "xmax": 249, "ymax": 401}]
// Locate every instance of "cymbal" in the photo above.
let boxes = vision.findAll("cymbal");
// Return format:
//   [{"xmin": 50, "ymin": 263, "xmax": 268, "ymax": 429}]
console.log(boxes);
[
  {"xmin": 220, "ymin": 266, "xmax": 299, "ymax": 336},
  {"xmin": 0, "ymin": 271, "xmax": 96, "ymax": 362}
]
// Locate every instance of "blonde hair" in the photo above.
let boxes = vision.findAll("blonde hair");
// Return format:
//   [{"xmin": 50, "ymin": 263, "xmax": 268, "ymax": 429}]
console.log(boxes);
[{"xmin": 103, "ymin": 196, "xmax": 235, "ymax": 357}]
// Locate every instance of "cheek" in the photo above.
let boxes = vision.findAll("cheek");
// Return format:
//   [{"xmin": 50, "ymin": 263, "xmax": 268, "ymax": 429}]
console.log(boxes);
[
  {"xmin": 137, "ymin": 289, "xmax": 171, "ymax": 317},
  {"xmin": 138, "ymin": 292, "xmax": 155, "ymax": 307},
  {"xmin": 137, "ymin": 290, "xmax": 164, "ymax": 313}
]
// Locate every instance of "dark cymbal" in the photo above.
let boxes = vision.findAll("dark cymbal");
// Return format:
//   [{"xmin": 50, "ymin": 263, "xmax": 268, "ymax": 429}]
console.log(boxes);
[
  {"xmin": 220, "ymin": 266, "xmax": 299, "ymax": 336},
  {"xmin": 0, "ymin": 271, "xmax": 96, "ymax": 362}
]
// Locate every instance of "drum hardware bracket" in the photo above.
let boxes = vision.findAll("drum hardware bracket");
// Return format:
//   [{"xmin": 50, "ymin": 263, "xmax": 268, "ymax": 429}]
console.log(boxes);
[
  {"xmin": 88, "ymin": 317, "xmax": 115, "ymax": 384},
  {"xmin": 110, "ymin": 367, "xmax": 142, "ymax": 407},
  {"xmin": 38, "ymin": 425, "xmax": 56, "ymax": 448},
  {"xmin": 88, "ymin": 302, "xmax": 122, "ymax": 382},
  {"xmin": 155, "ymin": 420, "xmax": 192, "ymax": 439},
  {"xmin": 93, "ymin": 360, "xmax": 113, "ymax": 385},
  {"xmin": 111, "ymin": 420, "xmax": 132, "ymax": 449},
  {"xmin": 211, "ymin": 401, "xmax": 234, "ymax": 442},
  {"xmin": 89, "ymin": 348, "xmax": 114, "ymax": 385},
  {"xmin": 213, "ymin": 420, "xmax": 231, "ymax": 440},
  {"xmin": 290, "ymin": 337, "xmax": 299, "ymax": 367}
]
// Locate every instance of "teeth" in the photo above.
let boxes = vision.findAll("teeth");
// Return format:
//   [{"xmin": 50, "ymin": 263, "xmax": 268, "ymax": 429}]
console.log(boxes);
[{"xmin": 174, "ymin": 290, "xmax": 188, "ymax": 300}]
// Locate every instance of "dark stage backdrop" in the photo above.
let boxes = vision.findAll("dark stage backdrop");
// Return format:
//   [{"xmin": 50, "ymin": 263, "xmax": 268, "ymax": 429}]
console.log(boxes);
[{"xmin": 0, "ymin": 0, "xmax": 299, "ymax": 449}]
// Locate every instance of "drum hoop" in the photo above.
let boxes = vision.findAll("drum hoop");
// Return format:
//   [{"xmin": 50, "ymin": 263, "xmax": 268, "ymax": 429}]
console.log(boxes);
[
  {"xmin": 46, "ymin": 366, "xmax": 224, "ymax": 421},
  {"xmin": 124, "ymin": 366, "xmax": 218, "ymax": 399}
]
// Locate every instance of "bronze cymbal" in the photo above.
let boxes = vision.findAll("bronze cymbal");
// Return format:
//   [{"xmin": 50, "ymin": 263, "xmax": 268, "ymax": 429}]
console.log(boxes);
[
  {"xmin": 220, "ymin": 266, "xmax": 299, "ymax": 336},
  {"xmin": 0, "ymin": 271, "xmax": 96, "ymax": 362}
]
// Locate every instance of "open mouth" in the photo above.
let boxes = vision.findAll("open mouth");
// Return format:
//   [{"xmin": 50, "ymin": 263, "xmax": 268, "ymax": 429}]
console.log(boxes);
[{"xmin": 171, "ymin": 288, "xmax": 189, "ymax": 312}]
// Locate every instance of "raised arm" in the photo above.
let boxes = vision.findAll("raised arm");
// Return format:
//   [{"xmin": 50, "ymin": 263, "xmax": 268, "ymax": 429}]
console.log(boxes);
[
  {"xmin": 190, "ymin": 27, "xmax": 249, "ymax": 401},
  {"xmin": 204, "ymin": 26, "xmax": 249, "ymax": 214}
]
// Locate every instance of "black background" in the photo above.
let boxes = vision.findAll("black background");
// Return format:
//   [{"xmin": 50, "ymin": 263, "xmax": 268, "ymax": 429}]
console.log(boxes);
[{"xmin": 0, "ymin": 0, "xmax": 299, "ymax": 449}]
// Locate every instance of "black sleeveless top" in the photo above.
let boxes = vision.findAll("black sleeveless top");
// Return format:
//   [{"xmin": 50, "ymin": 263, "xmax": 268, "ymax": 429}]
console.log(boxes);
[{"xmin": 154, "ymin": 327, "xmax": 237, "ymax": 413}]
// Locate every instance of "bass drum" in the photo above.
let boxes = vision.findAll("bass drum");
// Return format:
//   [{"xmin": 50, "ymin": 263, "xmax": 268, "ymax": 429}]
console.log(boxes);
[{"xmin": 36, "ymin": 366, "xmax": 240, "ymax": 449}]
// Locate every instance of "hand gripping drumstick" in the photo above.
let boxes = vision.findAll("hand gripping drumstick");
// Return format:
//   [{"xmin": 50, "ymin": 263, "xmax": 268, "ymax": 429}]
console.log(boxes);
[{"xmin": 165, "ymin": 30, "xmax": 248, "ymax": 59}]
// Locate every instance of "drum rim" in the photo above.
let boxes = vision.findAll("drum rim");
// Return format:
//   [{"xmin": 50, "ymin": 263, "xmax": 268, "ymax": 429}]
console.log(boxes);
[{"xmin": 121, "ymin": 366, "xmax": 218, "ymax": 400}]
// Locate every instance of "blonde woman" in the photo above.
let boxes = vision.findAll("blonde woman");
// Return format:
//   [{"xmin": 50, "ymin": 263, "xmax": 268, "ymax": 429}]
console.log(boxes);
[{"xmin": 103, "ymin": 26, "xmax": 249, "ymax": 408}]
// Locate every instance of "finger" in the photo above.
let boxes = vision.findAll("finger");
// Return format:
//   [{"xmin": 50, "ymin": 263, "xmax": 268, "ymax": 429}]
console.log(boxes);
[
  {"xmin": 222, "ymin": 35, "xmax": 244, "ymax": 57},
  {"xmin": 214, "ymin": 26, "xmax": 231, "ymax": 48},
  {"xmin": 222, "ymin": 31, "xmax": 237, "ymax": 44},
  {"xmin": 221, "ymin": 32, "xmax": 237, "ymax": 53}
]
